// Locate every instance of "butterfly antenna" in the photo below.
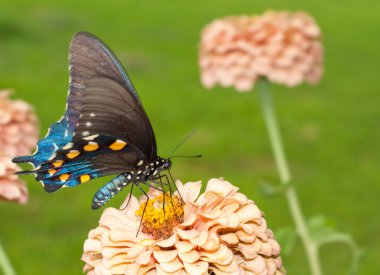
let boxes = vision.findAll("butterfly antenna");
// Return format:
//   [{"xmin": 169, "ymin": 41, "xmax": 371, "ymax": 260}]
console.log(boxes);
[
  {"xmin": 169, "ymin": 129, "xmax": 196, "ymax": 158},
  {"xmin": 169, "ymin": 154, "xmax": 202, "ymax": 159}
]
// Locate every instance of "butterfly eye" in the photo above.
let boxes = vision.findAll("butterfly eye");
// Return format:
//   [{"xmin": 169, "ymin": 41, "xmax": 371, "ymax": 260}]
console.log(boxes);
[{"xmin": 163, "ymin": 161, "xmax": 171, "ymax": 169}]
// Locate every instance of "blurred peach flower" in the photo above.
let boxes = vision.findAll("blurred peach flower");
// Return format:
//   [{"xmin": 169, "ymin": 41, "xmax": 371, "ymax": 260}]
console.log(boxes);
[
  {"xmin": 0, "ymin": 151, "xmax": 28, "ymax": 204},
  {"xmin": 82, "ymin": 178, "xmax": 284, "ymax": 274},
  {"xmin": 199, "ymin": 11, "xmax": 323, "ymax": 91},
  {"xmin": 0, "ymin": 90, "xmax": 38, "ymax": 156}
]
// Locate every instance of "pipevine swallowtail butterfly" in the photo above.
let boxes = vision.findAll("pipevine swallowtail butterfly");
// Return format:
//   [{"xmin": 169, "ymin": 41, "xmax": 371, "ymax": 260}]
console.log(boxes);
[{"xmin": 13, "ymin": 31, "xmax": 173, "ymax": 209}]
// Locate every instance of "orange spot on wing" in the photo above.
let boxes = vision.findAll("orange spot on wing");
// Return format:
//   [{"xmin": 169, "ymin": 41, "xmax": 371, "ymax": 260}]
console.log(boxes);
[
  {"xmin": 80, "ymin": 174, "xmax": 91, "ymax": 183},
  {"xmin": 84, "ymin": 142, "xmax": 99, "ymax": 152},
  {"xmin": 59, "ymin": 174, "xmax": 70, "ymax": 182},
  {"xmin": 109, "ymin": 139, "xmax": 127, "ymax": 151},
  {"xmin": 52, "ymin": 160, "xmax": 64, "ymax": 168},
  {"xmin": 48, "ymin": 169, "xmax": 57, "ymax": 175},
  {"xmin": 67, "ymin": 150, "xmax": 80, "ymax": 159}
]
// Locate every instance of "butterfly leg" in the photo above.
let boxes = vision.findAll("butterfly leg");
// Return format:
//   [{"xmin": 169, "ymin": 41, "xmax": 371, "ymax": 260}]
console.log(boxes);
[
  {"xmin": 136, "ymin": 183, "xmax": 149, "ymax": 237},
  {"xmin": 149, "ymin": 175, "xmax": 169, "ymax": 210},
  {"xmin": 165, "ymin": 175, "xmax": 176, "ymax": 209},
  {"xmin": 92, "ymin": 173, "xmax": 131, "ymax": 209},
  {"xmin": 156, "ymin": 175, "xmax": 166, "ymax": 217},
  {"xmin": 121, "ymin": 183, "xmax": 135, "ymax": 210},
  {"xmin": 152, "ymin": 174, "xmax": 172, "ymax": 198},
  {"xmin": 152, "ymin": 174, "xmax": 171, "ymax": 186},
  {"xmin": 141, "ymin": 181, "xmax": 165, "ymax": 192},
  {"xmin": 152, "ymin": 174, "xmax": 177, "ymax": 215},
  {"xmin": 157, "ymin": 172, "xmax": 182, "ymax": 203},
  {"xmin": 168, "ymin": 170, "xmax": 183, "ymax": 202}
]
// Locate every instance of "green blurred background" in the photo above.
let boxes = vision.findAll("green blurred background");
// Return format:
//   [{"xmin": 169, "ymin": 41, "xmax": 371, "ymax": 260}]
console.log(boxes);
[{"xmin": 1, "ymin": 0, "xmax": 379, "ymax": 274}]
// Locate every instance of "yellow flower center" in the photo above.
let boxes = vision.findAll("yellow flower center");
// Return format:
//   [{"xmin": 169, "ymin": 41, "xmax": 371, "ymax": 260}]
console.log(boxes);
[{"xmin": 136, "ymin": 192, "xmax": 184, "ymax": 240}]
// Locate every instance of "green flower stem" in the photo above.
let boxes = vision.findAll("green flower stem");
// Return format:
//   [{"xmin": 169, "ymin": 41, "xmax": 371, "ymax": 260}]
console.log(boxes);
[
  {"xmin": 258, "ymin": 80, "xmax": 322, "ymax": 275},
  {"xmin": 0, "ymin": 241, "xmax": 16, "ymax": 275}
]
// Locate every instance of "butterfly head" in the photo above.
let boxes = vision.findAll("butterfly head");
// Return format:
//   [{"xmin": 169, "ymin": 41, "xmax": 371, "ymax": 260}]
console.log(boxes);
[
  {"xmin": 159, "ymin": 158, "xmax": 172, "ymax": 171},
  {"xmin": 151, "ymin": 157, "xmax": 172, "ymax": 174}
]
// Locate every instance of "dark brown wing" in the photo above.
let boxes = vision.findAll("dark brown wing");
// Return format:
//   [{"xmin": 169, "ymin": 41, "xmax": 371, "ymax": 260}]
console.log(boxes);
[{"xmin": 68, "ymin": 32, "xmax": 157, "ymax": 159}]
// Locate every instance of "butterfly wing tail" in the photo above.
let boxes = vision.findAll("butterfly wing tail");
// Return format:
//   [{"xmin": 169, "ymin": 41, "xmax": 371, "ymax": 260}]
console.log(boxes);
[
  {"xmin": 14, "ymin": 170, "xmax": 35, "ymax": 175},
  {"xmin": 12, "ymin": 155, "xmax": 33, "ymax": 164},
  {"xmin": 44, "ymin": 182, "xmax": 64, "ymax": 193}
]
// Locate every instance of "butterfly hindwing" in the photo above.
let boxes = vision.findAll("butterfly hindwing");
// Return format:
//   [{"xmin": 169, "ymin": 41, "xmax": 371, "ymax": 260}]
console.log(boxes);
[
  {"xmin": 30, "ymin": 135, "xmax": 135, "ymax": 191},
  {"xmin": 41, "ymin": 163, "xmax": 97, "ymax": 192}
]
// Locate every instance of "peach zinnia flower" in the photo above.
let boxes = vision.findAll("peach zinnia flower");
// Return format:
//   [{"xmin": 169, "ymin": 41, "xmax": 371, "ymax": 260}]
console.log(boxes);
[
  {"xmin": 82, "ymin": 178, "xmax": 284, "ymax": 274},
  {"xmin": 199, "ymin": 11, "xmax": 323, "ymax": 91},
  {"xmin": 0, "ymin": 90, "xmax": 38, "ymax": 156},
  {"xmin": 0, "ymin": 151, "xmax": 28, "ymax": 204}
]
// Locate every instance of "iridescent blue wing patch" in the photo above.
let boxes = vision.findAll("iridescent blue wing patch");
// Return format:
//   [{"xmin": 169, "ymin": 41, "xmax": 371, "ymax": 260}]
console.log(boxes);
[{"xmin": 13, "ymin": 116, "xmax": 73, "ymax": 170}]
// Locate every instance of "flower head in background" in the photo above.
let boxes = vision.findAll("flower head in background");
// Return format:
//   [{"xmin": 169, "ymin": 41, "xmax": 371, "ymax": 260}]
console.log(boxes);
[
  {"xmin": 0, "ymin": 90, "xmax": 38, "ymax": 204},
  {"xmin": 199, "ymin": 11, "xmax": 323, "ymax": 91},
  {"xmin": 82, "ymin": 178, "xmax": 284, "ymax": 274},
  {"xmin": 0, "ymin": 151, "xmax": 28, "ymax": 204},
  {"xmin": 0, "ymin": 90, "xmax": 38, "ymax": 156}
]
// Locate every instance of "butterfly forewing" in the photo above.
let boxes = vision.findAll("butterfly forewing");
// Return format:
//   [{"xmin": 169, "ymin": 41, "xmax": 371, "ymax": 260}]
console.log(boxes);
[
  {"xmin": 73, "ymin": 76, "xmax": 156, "ymax": 160},
  {"xmin": 67, "ymin": 32, "xmax": 142, "ymax": 131}
]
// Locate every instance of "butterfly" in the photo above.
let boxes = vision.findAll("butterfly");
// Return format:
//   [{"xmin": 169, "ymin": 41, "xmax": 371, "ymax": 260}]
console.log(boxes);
[{"xmin": 13, "ymin": 31, "xmax": 172, "ymax": 209}]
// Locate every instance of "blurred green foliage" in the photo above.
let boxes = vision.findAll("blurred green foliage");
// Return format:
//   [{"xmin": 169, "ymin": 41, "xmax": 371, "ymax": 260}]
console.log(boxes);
[{"xmin": 0, "ymin": 0, "xmax": 379, "ymax": 274}]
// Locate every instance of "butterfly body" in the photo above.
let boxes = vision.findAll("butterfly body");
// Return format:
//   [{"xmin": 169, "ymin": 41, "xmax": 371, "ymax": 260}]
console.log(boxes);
[
  {"xmin": 92, "ymin": 157, "xmax": 171, "ymax": 209},
  {"xmin": 13, "ymin": 32, "xmax": 171, "ymax": 209}
]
